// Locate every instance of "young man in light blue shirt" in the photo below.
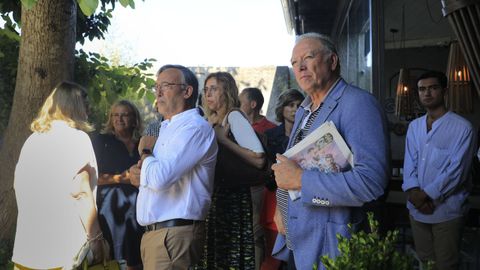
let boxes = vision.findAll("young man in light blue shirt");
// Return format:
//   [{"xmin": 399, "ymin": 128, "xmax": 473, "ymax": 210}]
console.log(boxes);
[{"xmin": 403, "ymin": 70, "xmax": 475, "ymax": 270}]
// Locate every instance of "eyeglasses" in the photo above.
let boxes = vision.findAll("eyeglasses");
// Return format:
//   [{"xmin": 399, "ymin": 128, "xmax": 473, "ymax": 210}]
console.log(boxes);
[
  {"xmin": 203, "ymin": 86, "xmax": 220, "ymax": 94},
  {"xmin": 112, "ymin": 113, "xmax": 131, "ymax": 118},
  {"xmin": 418, "ymin": 84, "xmax": 442, "ymax": 92},
  {"xmin": 154, "ymin": 82, "xmax": 186, "ymax": 92}
]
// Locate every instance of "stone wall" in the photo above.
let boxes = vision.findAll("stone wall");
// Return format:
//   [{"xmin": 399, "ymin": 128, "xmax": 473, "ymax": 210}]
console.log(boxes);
[{"xmin": 190, "ymin": 66, "xmax": 299, "ymax": 123}]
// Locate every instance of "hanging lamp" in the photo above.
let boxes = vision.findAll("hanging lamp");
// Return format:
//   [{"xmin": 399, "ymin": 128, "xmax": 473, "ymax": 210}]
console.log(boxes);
[
  {"xmin": 394, "ymin": 5, "xmax": 411, "ymax": 118},
  {"xmin": 446, "ymin": 41, "xmax": 472, "ymax": 113},
  {"xmin": 395, "ymin": 68, "xmax": 413, "ymax": 117}
]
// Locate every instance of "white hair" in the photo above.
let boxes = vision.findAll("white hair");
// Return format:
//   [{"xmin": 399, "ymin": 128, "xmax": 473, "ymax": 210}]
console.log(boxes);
[{"xmin": 296, "ymin": 32, "xmax": 341, "ymax": 74}]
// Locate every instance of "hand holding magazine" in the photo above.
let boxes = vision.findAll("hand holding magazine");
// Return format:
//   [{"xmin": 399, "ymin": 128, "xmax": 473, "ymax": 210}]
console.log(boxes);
[{"xmin": 282, "ymin": 121, "xmax": 354, "ymax": 200}]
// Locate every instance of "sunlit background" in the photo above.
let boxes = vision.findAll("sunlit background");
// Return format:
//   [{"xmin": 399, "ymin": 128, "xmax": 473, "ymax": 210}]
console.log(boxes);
[{"xmin": 79, "ymin": 0, "xmax": 295, "ymax": 67}]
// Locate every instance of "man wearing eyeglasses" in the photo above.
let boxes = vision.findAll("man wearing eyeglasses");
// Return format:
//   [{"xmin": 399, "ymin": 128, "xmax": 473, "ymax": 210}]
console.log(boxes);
[
  {"xmin": 403, "ymin": 70, "xmax": 475, "ymax": 269},
  {"xmin": 271, "ymin": 33, "xmax": 389, "ymax": 269},
  {"xmin": 129, "ymin": 64, "xmax": 218, "ymax": 270}
]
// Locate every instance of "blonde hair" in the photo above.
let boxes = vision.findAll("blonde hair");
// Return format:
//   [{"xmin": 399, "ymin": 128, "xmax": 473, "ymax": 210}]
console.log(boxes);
[
  {"xmin": 202, "ymin": 72, "xmax": 240, "ymax": 122},
  {"xmin": 101, "ymin": 100, "xmax": 143, "ymax": 141},
  {"xmin": 31, "ymin": 81, "xmax": 93, "ymax": 133}
]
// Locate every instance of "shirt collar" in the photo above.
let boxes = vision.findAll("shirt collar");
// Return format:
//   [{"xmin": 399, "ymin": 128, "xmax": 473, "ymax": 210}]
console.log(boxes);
[
  {"xmin": 300, "ymin": 77, "xmax": 341, "ymax": 112},
  {"xmin": 161, "ymin": 108, "xmax": 198, "ymax": 127},
  {"xmin": 429, "ymin": 111, "xmax": 451, "ymax": 130}
]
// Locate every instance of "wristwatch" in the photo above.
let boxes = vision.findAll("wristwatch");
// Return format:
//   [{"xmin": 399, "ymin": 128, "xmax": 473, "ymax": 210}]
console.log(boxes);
[{"xmin": 141, "ymin": 148, "xmax": 152, "ymax": 156}]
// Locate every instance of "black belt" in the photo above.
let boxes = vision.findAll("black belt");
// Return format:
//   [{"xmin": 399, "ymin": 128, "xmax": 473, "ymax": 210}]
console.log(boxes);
[{"xmin": 145, "ymin": 219, "xmax": 202, "ymax": 232}]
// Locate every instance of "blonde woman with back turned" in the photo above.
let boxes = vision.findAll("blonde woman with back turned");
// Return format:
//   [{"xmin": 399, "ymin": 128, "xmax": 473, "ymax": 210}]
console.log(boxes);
[{"xmin": 12, "ymin": 81, "xmax": 106, "ymax": 269}]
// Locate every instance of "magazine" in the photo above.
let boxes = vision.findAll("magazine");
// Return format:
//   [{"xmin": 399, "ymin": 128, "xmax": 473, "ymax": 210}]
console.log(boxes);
[{"xmin": 283, "ymin": 121, "xmax": 354, "ymax": 200}]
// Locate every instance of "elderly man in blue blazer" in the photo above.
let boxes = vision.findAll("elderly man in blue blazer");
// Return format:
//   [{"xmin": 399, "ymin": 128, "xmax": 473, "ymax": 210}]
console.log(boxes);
[{"xmin": 272, "ymin": 33, "xmax": 389, "ymax": 269}]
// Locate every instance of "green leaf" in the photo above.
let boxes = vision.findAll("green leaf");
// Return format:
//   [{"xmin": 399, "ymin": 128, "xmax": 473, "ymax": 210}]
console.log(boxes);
[
  {"xmin": 77, "ymin": 0, "xmax": 99, "ymax": 17},
  {"xmin": 137, "ymin": 88, "xmax": 145, "ymax": 99},
  {"xmin": 90, "ymin": 88, "xmax": 101, "ymax": 103},
  {"xmin": 20, "ymin": 0, "xmax": 37, "ymax": 10},
  {"xmin": 119, "ymin": 0, "xmax": 130, "ymax": 7},
  {"xmin": 0, "ymin": 28, "xmax": 21, "ymax": 42},
  {"xmin": 145, "ymin": 90, "xmax": 156, "ymax": 103},
  {"xmin": 146, "ymin": 78, "xmax": 156, "ymax": 87}
]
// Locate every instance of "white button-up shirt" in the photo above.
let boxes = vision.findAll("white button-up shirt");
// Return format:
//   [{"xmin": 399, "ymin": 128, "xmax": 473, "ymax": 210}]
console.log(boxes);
[
  {"xmin": 136, "ymin": 109, "xmax": 218, "ymax": 225},
  {"xmin": 403, "ymin": 111, "xmax": 475, "ymax": 223}
]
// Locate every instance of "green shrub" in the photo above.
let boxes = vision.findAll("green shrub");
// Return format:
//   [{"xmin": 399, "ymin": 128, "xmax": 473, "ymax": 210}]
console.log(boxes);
[{"xmin": 318, "ymin": 212, "xmax": 414, "ymax": 270}]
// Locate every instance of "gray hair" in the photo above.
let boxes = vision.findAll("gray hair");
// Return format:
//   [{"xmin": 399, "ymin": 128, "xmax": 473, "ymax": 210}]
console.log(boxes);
[
  {"xmin": 296, "ymin": 33, "xmax": 341, "ymax": 74},
  {"xmin": 157, "ymin": 64, "xmax": 199, "ymax": 109}
]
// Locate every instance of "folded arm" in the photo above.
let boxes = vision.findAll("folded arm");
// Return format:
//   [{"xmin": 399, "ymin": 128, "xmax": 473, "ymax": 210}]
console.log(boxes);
[
  {"xmin": 140, "ymin": 125, "xmax": 216, "ymax": 191},
  {"xmin": 215, "ymin": 124, "xmax": 265, "ymax": 169},
  {"xmin": 218, "ymin": 110, "xmax": 266, "ymax": 169},
  {"xmin": 423, "ymin": 127, "xmax": 475, "ymax": 201}
]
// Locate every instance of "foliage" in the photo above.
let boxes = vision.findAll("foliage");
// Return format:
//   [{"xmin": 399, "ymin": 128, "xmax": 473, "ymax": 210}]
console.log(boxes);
[
  {"xmin": 319, "ymin": 212, "xmax": 414, "ymax": 270},
  {"xmin": 77, "ymin": 0, "xmax": 100, "ymax": 16},
  {"xmin": 0, "ymin": 12, "xmax": 20, "ymax": 42},
  {"xmin": 0, "ymin": 0, "xmax": 138, "ymax": 45},
  {"xmin": 0, "ymin": 0, "xmax": 145, "ymax": 135},
  {"xmin": 74, "ymin": 49, "xmax": 156, "ymax": 128},
  {"xmin": 76, "ymin": 3, "xmax": 114, "ymax": 45},
  {"xmin": 20, "ymin": 0, "xmax": 134, "ymax": 17}
]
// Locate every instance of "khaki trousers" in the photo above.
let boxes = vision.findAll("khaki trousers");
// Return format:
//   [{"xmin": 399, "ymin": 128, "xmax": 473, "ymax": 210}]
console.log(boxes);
[
  {"xmin": 140, "ymin": 222, "xmax": 205, "ymax": 270},
  {"xmin": 410, "ymin": 215, "xmax": 464, "ymax": 270}
]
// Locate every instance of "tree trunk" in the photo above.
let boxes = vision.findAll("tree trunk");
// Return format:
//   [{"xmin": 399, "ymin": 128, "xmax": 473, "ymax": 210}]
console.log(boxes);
[{"xmin": 0, "ymin": 0, "xmax": 77, "ymax": 240}]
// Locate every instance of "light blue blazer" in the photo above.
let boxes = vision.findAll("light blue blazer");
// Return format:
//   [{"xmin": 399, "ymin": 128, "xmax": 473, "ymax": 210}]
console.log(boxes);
[{"xmin": 273, "ymin": 79, "xmax": 389, "ymax": 270}]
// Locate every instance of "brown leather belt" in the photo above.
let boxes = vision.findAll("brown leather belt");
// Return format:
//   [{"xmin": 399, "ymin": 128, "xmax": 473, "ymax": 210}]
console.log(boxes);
[{"xmin": 145, "ymin": 219, "xmax": 202, "ymax": 231}]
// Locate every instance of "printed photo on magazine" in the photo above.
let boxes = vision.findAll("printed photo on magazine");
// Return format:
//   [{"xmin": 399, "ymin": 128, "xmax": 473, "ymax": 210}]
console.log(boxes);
[{"xmin": 283, "ymin": 121, "xmax": 354, "ymax": 200}]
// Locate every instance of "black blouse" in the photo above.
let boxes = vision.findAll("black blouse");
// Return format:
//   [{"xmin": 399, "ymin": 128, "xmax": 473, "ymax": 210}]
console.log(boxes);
[{"xmin": 91, "ymin": 133, "xmax": 140, "ymax": 175}]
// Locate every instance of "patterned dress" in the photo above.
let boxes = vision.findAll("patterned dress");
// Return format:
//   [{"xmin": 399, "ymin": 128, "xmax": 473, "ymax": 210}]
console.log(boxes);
[
  {"xmin": 196, "ymin": 186, "xmax": 255, "ymax": 269},
  {"xmin": 91, "ymin": 133, "xmax": 144, "ymax": 267},
  {"xmin": 196, "ymin": 111, "xmax": 258, "ymax": 269}
]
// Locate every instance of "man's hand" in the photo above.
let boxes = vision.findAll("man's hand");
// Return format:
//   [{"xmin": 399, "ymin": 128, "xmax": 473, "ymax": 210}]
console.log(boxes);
[
  {"xmin": 272, "ymin": 154, "xmax": 302, "ymax": 190},
  {"xmin": 408, "ymin": 188, "xmax": 435, "ymax": 214},
  {"xmin": 408, "ymin": 188, "xmax": 426, "ymax": 208},
  {"xmin": 213, "ymin": 124, "xmax": 230, "ymax": 144},
  {"xmin": 129, "ymin": 164, "xmax": 141, "ymax": 187},
  {"xmin": 417, "ymin": 199, "xmax": 435, "ymax": 215},
  {"xmin": 138, "ymin": 135, "xmax": 157, "ymax": 155}
]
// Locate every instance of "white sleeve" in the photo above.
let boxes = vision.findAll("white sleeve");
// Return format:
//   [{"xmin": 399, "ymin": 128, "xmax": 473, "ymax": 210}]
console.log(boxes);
[
  {"xmin": 140, "ymin": 124, "xmax": 216, "ymax": 191},
  {"xmin": 228, "ymin": 111, "xmax": 264, "ymax": 153}
]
